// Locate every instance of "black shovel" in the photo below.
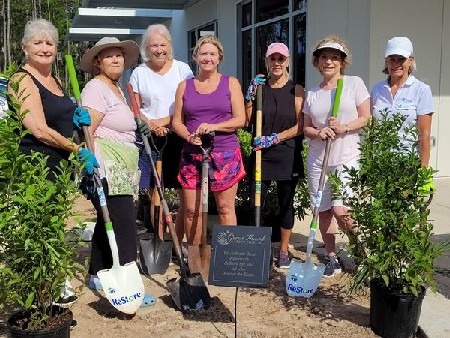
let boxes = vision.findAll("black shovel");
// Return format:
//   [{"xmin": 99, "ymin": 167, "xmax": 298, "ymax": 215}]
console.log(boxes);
[
  {"xmin": 139, "ymin": 134, "xmax": 172, "ymax": 275},
  {"xmin": 127, "ymin": 83, "xmax": 211, "ymax": 311}
]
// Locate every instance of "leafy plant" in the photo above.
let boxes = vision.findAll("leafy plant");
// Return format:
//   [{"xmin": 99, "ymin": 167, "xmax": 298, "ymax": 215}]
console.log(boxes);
[
  {"xmin": 337, "ymin": 110, "xmax": 447, "ymax": 296},
  {"xmin": 0, "ymin": 64, "xmax": 84, "ymax": 330}
]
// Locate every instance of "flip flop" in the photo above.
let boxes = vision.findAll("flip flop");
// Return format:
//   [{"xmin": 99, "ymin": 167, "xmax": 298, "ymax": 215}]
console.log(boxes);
[{"xmin": 140, "ymin": 293, "xmax": 156, "ymax": 307}]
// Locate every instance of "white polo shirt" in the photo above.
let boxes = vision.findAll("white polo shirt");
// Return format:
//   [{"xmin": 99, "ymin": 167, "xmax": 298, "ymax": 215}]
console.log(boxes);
[{"xmin": 371, "ymin": 75, "xmax": 434, "ymax": 147}]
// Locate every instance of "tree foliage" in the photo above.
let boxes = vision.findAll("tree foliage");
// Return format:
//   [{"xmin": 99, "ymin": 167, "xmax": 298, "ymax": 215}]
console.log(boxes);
[{"xmin": 0, "ymin": 0, "xmax": 85, "ymax": 91}]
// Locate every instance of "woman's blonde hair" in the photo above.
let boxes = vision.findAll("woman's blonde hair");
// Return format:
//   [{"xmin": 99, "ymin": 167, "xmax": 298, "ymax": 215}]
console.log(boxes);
[
  {"xmin": 311, "ymin": 35, "xmax": 352, "ymax": 74},
  {"xmin": 192, "ymin": 35, "xmax": 224, "ymax": 62},
  {"xmin": 140, "ymin": 24, "xmax": 173, "ymax": 62}
]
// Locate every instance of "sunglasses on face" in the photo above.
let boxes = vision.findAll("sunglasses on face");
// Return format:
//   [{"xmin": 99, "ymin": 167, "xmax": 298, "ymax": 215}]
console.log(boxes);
[{"xmin": 269, "ymin": 56, "xmax": 287, "ymax": 62}]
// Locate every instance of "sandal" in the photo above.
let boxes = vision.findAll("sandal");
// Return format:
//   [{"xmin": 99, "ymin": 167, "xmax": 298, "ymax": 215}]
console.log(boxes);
[{"xmin": 140, "ymin": 293, "xmax": 156, "ymax": 308}]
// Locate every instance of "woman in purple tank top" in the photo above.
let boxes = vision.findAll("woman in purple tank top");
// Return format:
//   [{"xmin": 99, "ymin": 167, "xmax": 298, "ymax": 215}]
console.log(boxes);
[{"xmin": 172, "ymin": 35, "xmax": 246, "ymax": 246}]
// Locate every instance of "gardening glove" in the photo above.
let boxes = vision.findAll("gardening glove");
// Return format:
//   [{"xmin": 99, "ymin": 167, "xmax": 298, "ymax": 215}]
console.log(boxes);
[
  {"xmin": 418, "ymin": 167, "xmax": 436, "ymax": 195},
  {"xmin": 78, "ymin": 148, "xmax": 99, "ymax": 176},
  {"xmin": 73, "ymin": 107, "xmax": 91, "ymax": 130},
  {"xmin": 137, "ymin": 119, "xmax": 151, "ymax": 137},
  {"xmin": 245, "ymin": 74, "xmax": 266, "ymax": 101},
  {"xmin": 253, "ymin": 133, "xmax": 280, "ymax": 151}
]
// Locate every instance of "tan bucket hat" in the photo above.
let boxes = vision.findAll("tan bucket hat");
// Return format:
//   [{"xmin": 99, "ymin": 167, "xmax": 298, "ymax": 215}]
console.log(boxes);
[{"xmin": 80, "ymin": 37, "xmax": 139, "ymax": 73}]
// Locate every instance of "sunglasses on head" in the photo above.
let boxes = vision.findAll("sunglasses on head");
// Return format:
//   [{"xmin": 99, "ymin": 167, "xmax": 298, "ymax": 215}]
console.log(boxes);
[{"xmin": 269, "ymin": 56, "xmax": 286, "ymax": 62}]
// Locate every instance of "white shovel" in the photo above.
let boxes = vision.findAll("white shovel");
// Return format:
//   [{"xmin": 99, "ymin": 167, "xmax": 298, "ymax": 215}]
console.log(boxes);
[
  {"xmin": 65, "ymin": 55, "xmax": 145, "ymax": 314},
  {"xmin": 286, "ymin": 78, "xmax": 344, "ymax": 298}
]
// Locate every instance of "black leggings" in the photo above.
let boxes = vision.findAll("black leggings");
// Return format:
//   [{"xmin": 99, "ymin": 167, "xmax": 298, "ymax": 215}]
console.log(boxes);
[
  {"xmin": 250, "ymin": 179, "xmax": 298, "ymax": 230},
  {"xmin": 89, "ymin": 181, "xmax": 137, "ymax": 275}
]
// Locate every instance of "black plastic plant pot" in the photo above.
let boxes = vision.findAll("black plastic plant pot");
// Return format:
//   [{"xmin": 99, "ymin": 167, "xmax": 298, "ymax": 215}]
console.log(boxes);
[
  {"xmin": 7, "ymin": 306, "xmax": 73, "ymax": 338},
  {"xmin": 370, "ymin": 279, "xmax": 425, "ymax": 338}
]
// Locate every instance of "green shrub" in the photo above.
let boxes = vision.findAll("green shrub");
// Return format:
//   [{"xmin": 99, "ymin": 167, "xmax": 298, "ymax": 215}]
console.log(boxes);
[
  {"xmin": 337, "ymin": 110, "xmax": 448, "ymax": 296},
  {"xmin": 0, "ymin": 64, "xmax": 84, "ymax": 330}
]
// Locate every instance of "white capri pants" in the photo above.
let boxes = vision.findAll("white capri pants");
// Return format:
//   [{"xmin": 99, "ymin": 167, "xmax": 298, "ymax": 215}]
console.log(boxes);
[{"xmin": 307, "ymin": 156, "xmax": 359, "ymax": 212}]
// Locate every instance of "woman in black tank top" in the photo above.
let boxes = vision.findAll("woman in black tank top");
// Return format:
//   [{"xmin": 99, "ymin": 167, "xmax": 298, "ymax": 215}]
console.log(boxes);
[
  {"xmin": 9, "ymin": 19, "xmax": 96, "ymax": 180},
  {"xmin": 245, "ymin": 43, "xmax": 305, "ymax": 269}
]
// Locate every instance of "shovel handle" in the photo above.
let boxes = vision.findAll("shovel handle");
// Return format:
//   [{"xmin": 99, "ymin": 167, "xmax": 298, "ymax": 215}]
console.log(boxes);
[
  {"xmin": 66, "ymin": 54, "xmax": 117, "ymax": 263},
  {"xmin": 127, "ymin": 83, "xmax": 189, "ymax": 278},
  {"xmin": 308, "ymin": 78, "xmax": 343, "ymax": 262},
  {"xmin": 254, "ymin": 85, "xmax": 263, "ymax": 227}
]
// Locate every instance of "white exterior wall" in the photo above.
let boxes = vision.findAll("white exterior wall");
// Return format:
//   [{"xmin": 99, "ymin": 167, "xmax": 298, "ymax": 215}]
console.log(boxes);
[
  {"xmin": 305, "ymin": 0, "xmax": 371, "ymax": 87},
  {"xmin": 170, "ymin": 10, "xmax": 189, "ymax": 62},
  {"xmin": 179, "ymin": 0, "xmax": 238, "ymax": 76}
]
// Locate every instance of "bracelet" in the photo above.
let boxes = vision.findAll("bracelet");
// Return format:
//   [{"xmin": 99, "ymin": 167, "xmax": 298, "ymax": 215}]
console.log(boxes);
[{"xmin": 186, "ymin": 134, "xmax": 192, "ymax": 143}]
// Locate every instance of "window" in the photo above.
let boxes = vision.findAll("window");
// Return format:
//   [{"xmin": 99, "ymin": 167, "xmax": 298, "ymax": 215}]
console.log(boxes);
[
  {"xmin": 238, "ymin": 0, "xmax": 307, "ymax": 88},
  {"xmin": 187, "ymin": 21, "xmax": 218, "ymax": 72}
]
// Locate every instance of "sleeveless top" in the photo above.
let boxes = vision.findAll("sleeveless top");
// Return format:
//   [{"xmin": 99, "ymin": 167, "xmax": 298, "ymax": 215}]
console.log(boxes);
[
  {"xmin": 250, "ymin": 80, "xmax": 304, "ymax": 180},
  {"xmin": 182, "ymin": 75, "xmax": 239, "ymax": 153},
  {"xmin": 17, "ymin": 68, "xmax": 75, "ymax": 172}
]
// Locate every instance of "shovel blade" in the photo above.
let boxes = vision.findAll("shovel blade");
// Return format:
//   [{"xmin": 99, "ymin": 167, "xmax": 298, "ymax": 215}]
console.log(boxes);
[
  {"xmin": 97, "ymin": 261, "xmax": 145, "ymax": 314},
  {"xmin": 286, "ymin": 259, "xmax": 325, "ymax": 298},
  {"xmin": 139, "ymin": 237, "xmax": 172, "ymax": 275},
  {"xmin": 188, "ymin": 244, "xmax": 211, "ymax": 281},
  {"xmin": 167, "ymin": 273, "xmax": 212, "ymax": 312}
]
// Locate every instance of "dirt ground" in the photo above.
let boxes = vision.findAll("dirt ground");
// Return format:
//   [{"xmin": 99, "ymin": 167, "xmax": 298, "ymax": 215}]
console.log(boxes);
[{"xmin": 1, "ymin": 197, "xmax": 378, "ymax": 338}]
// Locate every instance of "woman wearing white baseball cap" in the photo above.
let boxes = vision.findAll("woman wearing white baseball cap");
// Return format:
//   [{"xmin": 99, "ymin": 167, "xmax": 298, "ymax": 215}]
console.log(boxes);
[{"xmin": 371, "ymin": 37, "xmax": 435, "ymax": 191}]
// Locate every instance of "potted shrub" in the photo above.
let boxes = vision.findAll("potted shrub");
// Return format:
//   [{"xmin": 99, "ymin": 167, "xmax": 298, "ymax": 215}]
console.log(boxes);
[
  {"xmin": 336, "ymin": 110, "xmax": 447, "ymax": 338},
  {"xmin": 0, "ymin": 66, "xmax": 84, "ymax": 337}
]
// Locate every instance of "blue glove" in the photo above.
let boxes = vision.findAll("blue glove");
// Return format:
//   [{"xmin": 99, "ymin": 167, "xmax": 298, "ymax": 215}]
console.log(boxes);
[
  {"xmin": 245, "ymin": 74, "xmax": 266, "ymax": 101},
  {"xmin": 73, "ymin": 107, "xmax": 91, "ymax": 130},
  {"xmin": 137, "ymin": 119, "xmax": 151, "ymax": 137},
  {"xmin": 78, "ymin": 148, "xmax": 99, "ymax": 175},
  {"xmin": 253, "ymin": 133, "xmax": 280, "ymax": 151}
]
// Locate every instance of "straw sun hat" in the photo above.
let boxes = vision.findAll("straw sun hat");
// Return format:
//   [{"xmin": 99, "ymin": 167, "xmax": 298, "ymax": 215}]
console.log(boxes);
[{"xmin": 80, "ymin": 37, "xmax": 139, "ymax": 74}]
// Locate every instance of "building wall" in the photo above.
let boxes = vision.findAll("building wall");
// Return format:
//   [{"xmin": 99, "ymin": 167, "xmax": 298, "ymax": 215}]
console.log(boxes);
[
  {"xmin": 369, "ymin": 0, "xmax": 449, "ymax": 176},
  {"xmin": 183, "ymin": 0, "xmax": 238, "ymax": 77},
  {"xmin": 306, "ymin": 0, "xmax": 371, "ymax": 87}
]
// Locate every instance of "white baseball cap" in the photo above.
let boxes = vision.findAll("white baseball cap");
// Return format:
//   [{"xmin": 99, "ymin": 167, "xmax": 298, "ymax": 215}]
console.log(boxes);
[{"xmin": 384, "ymin": 37, "xmax": 413, "ymax": 58}]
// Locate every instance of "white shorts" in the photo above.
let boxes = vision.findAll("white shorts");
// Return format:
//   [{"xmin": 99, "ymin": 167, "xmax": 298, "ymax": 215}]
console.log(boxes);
[{"xmin": 307, "ymin": 156, "xmax": 359, "ymax": 212}]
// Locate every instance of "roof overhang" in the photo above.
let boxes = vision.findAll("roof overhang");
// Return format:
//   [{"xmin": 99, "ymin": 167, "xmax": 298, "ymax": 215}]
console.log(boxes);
[
  {"xmin": 69, "ymin": 7, "xmax": 172, "ymax": 41},
  {"xmin": 81, "ymin": 0, "xmax": 198, "ymax": 10},
  {"xmin": 69, "ymin": 1, "xmax": 201, "ymax": 42}
]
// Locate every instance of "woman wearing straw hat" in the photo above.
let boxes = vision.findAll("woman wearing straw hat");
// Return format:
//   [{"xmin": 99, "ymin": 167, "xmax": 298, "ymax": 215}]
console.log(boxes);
[
  {"xmin": 303, "ymin": 35, "xmax": 370, "ymax": 277},
  {"xmin": 79, "ymin": 37, "xmax": 155, "ymax": 306}
]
